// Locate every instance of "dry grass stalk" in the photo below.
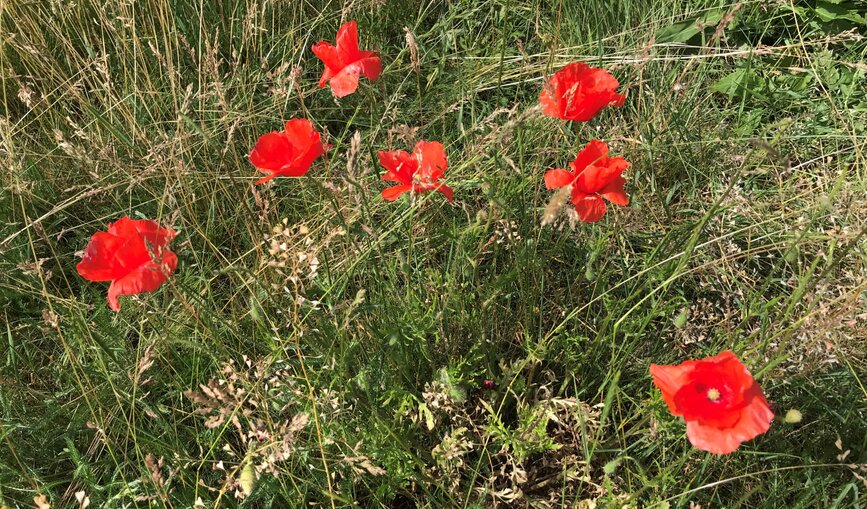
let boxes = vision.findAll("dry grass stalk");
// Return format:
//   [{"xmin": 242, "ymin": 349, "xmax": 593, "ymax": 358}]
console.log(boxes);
[{"xmin": 405, "ymin": 27, "xmax": 420, "ymax": 73}]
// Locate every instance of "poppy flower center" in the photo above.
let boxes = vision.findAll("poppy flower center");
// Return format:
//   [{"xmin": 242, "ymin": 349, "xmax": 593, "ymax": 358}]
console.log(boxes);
[{"xmin": 706, "ymin": 388, "xmax": 721, "ymax": 402}]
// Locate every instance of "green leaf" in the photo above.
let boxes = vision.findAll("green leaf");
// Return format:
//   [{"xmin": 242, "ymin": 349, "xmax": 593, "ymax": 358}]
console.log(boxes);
[
  {"xmin": 656, "ymin": 9, "xmax": 723, "ymax": 44},
  {"xmin": 814, "ymin": 1, "xmax": 866, "ymax": 24},
  {"xmin": 711, "ymin": 68, "xmax": 763, "ymax": 98},
  {"xmin": 418, "ymin": 403, "xmax": 435, "ymax": 431}
]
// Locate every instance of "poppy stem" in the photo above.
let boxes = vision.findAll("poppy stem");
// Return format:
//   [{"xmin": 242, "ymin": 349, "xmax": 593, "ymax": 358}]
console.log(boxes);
[{"xmin": 406, "ymin": 197, "xmax": 416, "ymax": 277}]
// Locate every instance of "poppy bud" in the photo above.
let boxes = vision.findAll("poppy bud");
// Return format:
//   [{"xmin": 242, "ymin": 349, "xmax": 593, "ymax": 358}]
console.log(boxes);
[
  {"xmin": 239, "ymin": 463, "xmax": 257, "ymax": 496},
  {"xmin": 249, "ymin": 296, "xmax": 262, "ymax": 323},
  {"xmin": 783, "ymin": 409, "xmax": 802, "ymax": 424},
  {"xmin": 673, "ymin": 308, "xmax": 689, "ymax": 328}
]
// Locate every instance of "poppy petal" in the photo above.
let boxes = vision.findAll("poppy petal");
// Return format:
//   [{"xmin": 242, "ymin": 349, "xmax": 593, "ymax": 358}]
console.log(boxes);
[
  {"xmin": 110, "ymin": 218, "xmax": 174, "ymax": 253},
  {"xmin": 76, "ymin": 232, "xmax": 126, "ymax": 281},
  {"xmin": 566, "ymin": 94, "xmax": 616, "ymax": 123},
  {"xmin": 576, "ymin": 158, "xmax": 629, "ymax": 194},
  {"xmin": 110, "ymin": 234, "xmax": 153, "ymax": 273},
  {"xmin": 357, "ymin": 53, "xmax": 382, "ymax": 81},
  {"xmin": 701, "ymin": 350, "xmax": 742, "ymax": 367},
  {"xmin": 336, "ymin": 21, "xmax": 360, "ymax": 62},
  {"xmin": 650, "ymin": 362, "xmax": 696, "ymax": 415},
  {"xmin": 291, "ymin": 144, "xmax": 327, "ymax": 177},
  {"xmin": 282, "ymin": 119, "xmax": 325, "ymax": 174},
  {"xmin": 685, "ymin": 391, "xmax": 773, "ymax": 455},
  {"xmin": 274, "ymin": 164, "xmax": 310, "ymax": 179},
  {"xmin": 379, "ymin": 150, "xmax": 415, "ymax": 183},
  {"xmin": 105, "ymin": 251, "xmax": 177, "ymax": 311},
  {"xmin": 314, "ymin": 21, "xmax": 379, "ymax": 97},
  {"xmin": 328, "ymin": 64, "xmax": 362, "ymax": 98},
  {"xmin": 135, "ymin": 220, "xmax": 175, "ymax": 242},
  {"xmin": 107, "ymin": 216, "xmax": 147, "ymax": 238},
  {"xmin": 652, "ymin": 351, "xmax": 773, "ymax": 454},
  {"xmin": 544, "ymin": 168, "xmax": 574, "ymax": 189},
  {"xmin": 414, "ymin": 141, "xmax": 448, "ymax": 181},
  {"xmin": 319, "ymin": 61, "xmax": 338, "ymax": 85},
  {"xmin": 251, "ymin": 120, "xmax": 326, "ymax": 182},
  {"xmin": 685, "ymin": 420, "xmax": 744, "ymax": 454},
  {"xmin": 571, "ymin": 139, "xmax": 609, "ymax": 176},
  {"xmin": 540, "ymin": 63, "xmax": 624, "ymax": 122},
  {"xmin": 381, "ymin": 184, "xmax": 413, "ymax": 201},
  {"xmin": 565, "ymin": 61, "xmax": 591, "ymax": 77},
  {"xmin": 380, "ymin": 140, "xmax": 449, "ymax": 204},
  {"xmin": 599, "ymin": 176, "xmax": 629, "ymax": 206},
  {"xmin": 255, "ymin": 173, "xmax": 278, "ymax": 185},
  {"xmin": 283, "ymin": 119, "xmax": 315, "ymax": 143},
  {"xmin": 573, "ymin": 194, "xmax": 607, "ymax": 222},
  {"xmin": 731, "ymin": 386, "xmax": 775, "ymax": 440},
  {"xmin": 377, "ymin": 150, "xmax": 401, "ymax": 173},
  {"xmin": 583, "ymin": 67, "xmax": 620, "ymax": 95},
  {"xmin": 435, "ymin": 184, "xmax": 454, "ymax": 203},
  {"xmin": 250, "ymin": 132, "xmax": 294, "ymax": 172},
  {"xmin": 318, "ymin": 68, "xmax": 334, "ymax": 88},
  {"xmin": 539, "ymin": 87, "xmax": 561, "ymax": 118},
  {"xmin": 311, "ymin": 41, "xmax": 343, "ymax": 72},
  {"xmin": 78, "ymin": 217, "xmax": 177, "ymax": 311}
]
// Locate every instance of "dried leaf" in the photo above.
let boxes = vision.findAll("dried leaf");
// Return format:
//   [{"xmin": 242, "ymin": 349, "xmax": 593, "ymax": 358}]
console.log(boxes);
[
  {"xmin": 33, "ymin": 495, "xmax": 50, "ymax": 509},
  {"xmin": 74, "ymin": 491, "xmax": 90, "ymax": 509}
]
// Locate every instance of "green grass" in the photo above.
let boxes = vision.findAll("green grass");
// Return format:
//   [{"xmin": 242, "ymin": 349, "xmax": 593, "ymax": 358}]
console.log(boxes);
[{"xmin": 1, "ymin": 0, "xmax": 866, "ymax": 507}]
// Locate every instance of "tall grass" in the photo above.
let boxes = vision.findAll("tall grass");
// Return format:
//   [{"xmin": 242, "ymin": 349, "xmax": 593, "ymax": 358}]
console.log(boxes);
[{"xmin": 1, "ymin": 0, "xmax": 865, "ymax": 507}]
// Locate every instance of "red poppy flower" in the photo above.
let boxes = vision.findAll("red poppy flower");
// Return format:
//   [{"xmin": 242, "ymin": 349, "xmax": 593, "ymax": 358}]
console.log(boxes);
[
  {"xmin": 539, "ymin": 62, "xmax": 625, "ymax": 122},
  {"xmin": 249, "ymin": 119, "xmax": 329, "ymax": 185},
  {"xmin": 311, "ymin": 21, "xmax": 382, "ymax": 98},
  {"xmin": 544, "ymin": 139, "xmax": 629, "ymax": 222},
  {"xmin": 76, "ymin": 217, "xmax": 178, "ymax": 312},
  {"xmin": 650, "ymin": 351, "xmax": 774, "ymax": 455},
  {"xmin": 378, "ymin": 140, "xmax": 453, "ymax": 202}
]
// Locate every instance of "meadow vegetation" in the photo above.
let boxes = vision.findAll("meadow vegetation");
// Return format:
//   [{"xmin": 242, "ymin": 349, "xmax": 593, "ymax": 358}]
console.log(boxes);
[{"xmin": 1, "ymin": 0, "xmax": 866, "ymax": 507}]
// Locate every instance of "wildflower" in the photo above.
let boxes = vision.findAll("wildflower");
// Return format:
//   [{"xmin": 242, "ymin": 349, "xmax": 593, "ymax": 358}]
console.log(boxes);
[
  {"xmin": 76, "ymin": 217, "xmax": 177, "ymax": 311},
  {"xmin": 311, "ymin": 21, "xmax": 382, "ymax": 98},
  {"xmin": 249, "ymin": 119, "xmax": 329, "ymax": 184},
  {"xmin": 650, "ymin": 351, "xmax": 774, "ymax": 454},
  {"xmin": 539, "ymin": 62, "xmax": 625, "ymax": 122},
  {"xmin": 544, "ymin": 139, "xmax": 629, "ymax": 222},
  {"xmin": 379, "ymin": 140, "xmax": 453, "ymax": 202}
]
